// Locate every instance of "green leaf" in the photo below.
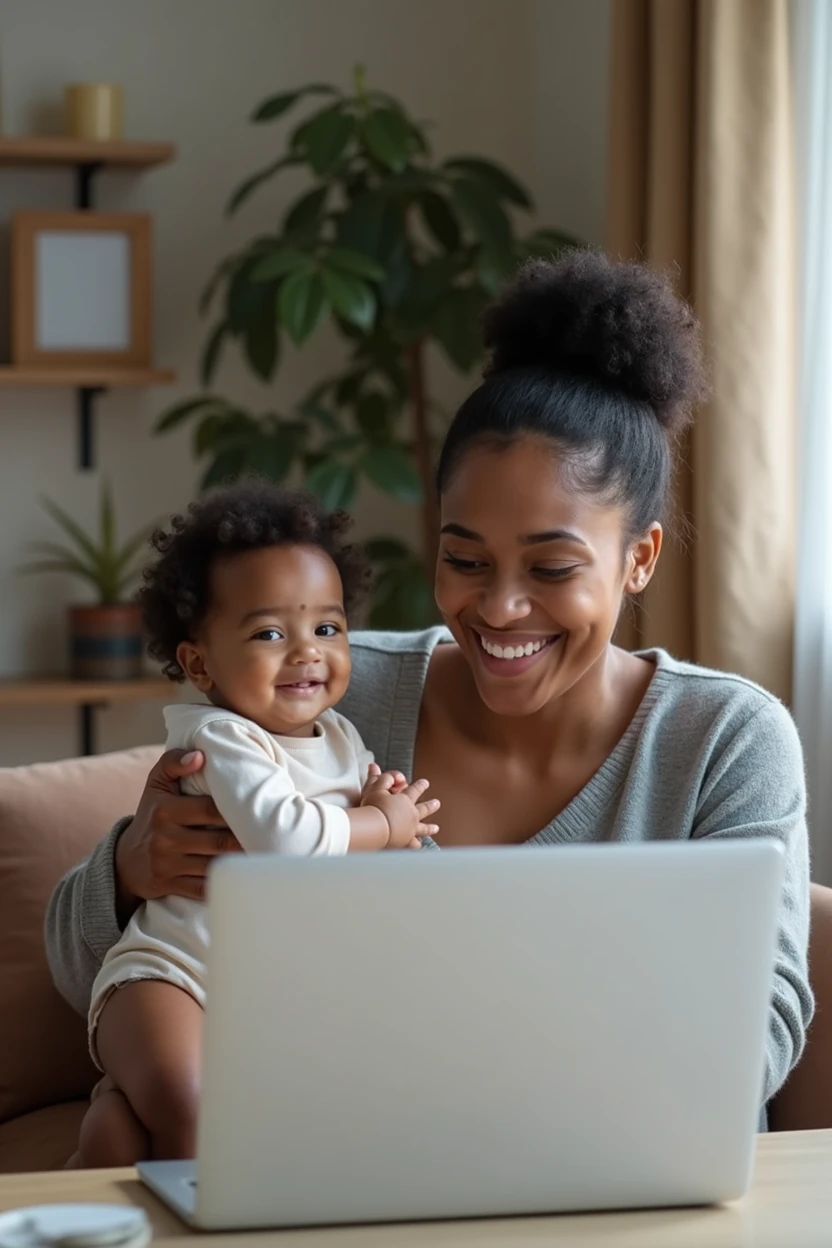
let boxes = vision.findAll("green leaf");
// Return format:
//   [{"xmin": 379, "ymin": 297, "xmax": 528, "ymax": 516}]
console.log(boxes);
[
  {"xmin": 324, "ymin": 247, "xmax": 385, "ymax": 281},
  {"xmin": 450, "ymin": 178, "xmax": 512, "ymax": 253},
  {"xmin": 300, "ymin": 403, "xmax": 341, "ymax": 433},
  {"xmin": 432, "ymin": 288, "xmax": 483, "ymax": 372},
  {"xmin": 320, "ymin": 433, "xmax": 363, "ymax": 454},
  {"xmin": 194, "ymin": 412, "xmax": 231, "ymax": 456},
  {"xmin": 249, "ymin": 427, "xmax": 298, "ymax": 484},
  {"xmin": 321, "ymin": 268, "xmax": 376, "ymax": 331},
  {"xmin": 201, "ymin": 321, "xmax": 228, "ymax": 387},
  {"xmin": 252, "ymin": 84, "xmax": 338, "ymax": 122},
  {"xmin": 283, "ymin": 186, "xmax": 329, "ymax": 241},
  {"xmin": 100, "ymin": 482, "xmax": 116, "ymax": 563},
  {"xmin": 244, "ymin": 312, "xmax": 279, "ymax": 381},
  {"xmin": 368, "ymin": 558, "xmax": 435, "ymax": 629},
  {"xmin": 379, "ymin": 244, "xmax": 413, "ymax": 308},
  {"xmin": 155, "ymin": 396, "xmax": 221, "ymax": 434},
  {"xmin": 396, "ymin": 255, "xmax": 460, "ymax": 334},
  {"xmin": 225, "ymin": 156, "xmax": 297, "ymax": 216},
  {"xmin": 278, "ymin": 270, "xmax": 327, "ymax": 344},
  {"xmin": 381, "ymin": 167, "xmax": 436, "ymax": 195},
  {"xmin": 39, "ymin": 497, "xmax": 99, "ymax": 565},
  {"xmin": 419, "ymin": 191, "xmax": 461, "ymax": 251},
  {"xmin": 294, "ymin": 107, "xmax": 355, "ymax": 175},
  {"xmin": 115, "ymin": 523, "xmax": 157, "ymax": 571},
  {"xmin": 475, "ymin": 245, "xmax": 513, "ymax": 296},
  {"xmin": 19, "ymin": 561, "xmax": 103, "ymax": 596},
  {"xmin": 251, "ymin": 247, "xmax": 311, "ymax": 283},
  {"xmin": 364, "ymin": 537, "xmax": 411, "ymax": 562},
  {"xmin": 200, "ymin": 446, "xmax": 249, "ymax": 490},
  {"xmin": 226, "ymin": 258, "xmax": 263, "ymax": 333},
  {"xmin": 361, "ymin": 107, "xmax": 413, "ymax": 171},
  {"xmin": 336, "ymin": 191, "xmax": 406, "ymax": 267},
  {"xmin": 355, "ymin": 392, "xmax": 390, "ymax": 439},
  {"xmin": 361, "ymin": 446, "xmax": 422, "ymax": 503},
  {"xmin": 444, "ymin": 157, "xmax": 533, "ymax": 208},
  {"xmin": 199, "ymin": 257, "xmax": 236, "ymax": 316},
  {"xmin": 334, "ymin": 370, "xmax": 365, "ymax": 405},
  {"xmin": 306, "ymin": 460, "xmax": 358, "ymax": 510}
]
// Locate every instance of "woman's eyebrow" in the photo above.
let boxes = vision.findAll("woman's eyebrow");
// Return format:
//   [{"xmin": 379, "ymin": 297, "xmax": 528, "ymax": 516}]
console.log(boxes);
[
  {"xmin": 520, "ymin": 529, "xmax": 589, "ymax": 547},
  {"xmin": 440, "ymin": 522, "xmax": 587, "ymax": 547}
]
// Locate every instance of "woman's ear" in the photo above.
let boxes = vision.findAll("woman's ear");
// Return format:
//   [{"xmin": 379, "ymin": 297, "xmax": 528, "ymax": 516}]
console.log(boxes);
[
  {"xmin": 177, "ymin": 640, "xmax": 213, "ymax": 692},
  {"xmin": 624, "ymin": 523, "xmax": 663, "ymax": 595}
]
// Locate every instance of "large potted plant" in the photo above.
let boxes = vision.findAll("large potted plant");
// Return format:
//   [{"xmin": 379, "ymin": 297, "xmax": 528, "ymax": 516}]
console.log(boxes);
[
  {"xmin": 156, "ymin": 68, "xmax": 578, "ymax": 626},
  {"xmin": 22, "ymin": 485, "xmax": 154, "ymax": 680}
]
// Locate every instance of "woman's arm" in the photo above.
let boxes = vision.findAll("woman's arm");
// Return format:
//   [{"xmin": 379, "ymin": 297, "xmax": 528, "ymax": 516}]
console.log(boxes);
[
  {"xmin": 44, "ymin": 820, "xmax": 127, "ymax": 1016},
  {"xmin": 693, "ymin": 698, "xmax": 814, "ymax": 1103},
  {"xmin": 44, "ymin": 750, "xmax": 236, "ymax": 1015}
]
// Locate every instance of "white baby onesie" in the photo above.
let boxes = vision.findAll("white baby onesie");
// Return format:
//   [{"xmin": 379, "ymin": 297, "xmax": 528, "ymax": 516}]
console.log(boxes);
[{"xmin": 87, "ymin": 703, "xmax": 373, "ymax": 1063}]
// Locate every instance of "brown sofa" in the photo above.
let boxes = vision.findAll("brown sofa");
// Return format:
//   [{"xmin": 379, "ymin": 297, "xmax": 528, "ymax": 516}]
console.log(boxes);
[
  {"xmin": 0, "ymin": 745, "xmax": 160, "ymax": 1172},
  {"xmin": 0, "ymin": 744, "xmax": 829, "ymax": 1173}
]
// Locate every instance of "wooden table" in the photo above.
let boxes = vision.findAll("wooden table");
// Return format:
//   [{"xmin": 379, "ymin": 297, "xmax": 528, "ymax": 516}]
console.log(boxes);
[{"xmin": 1, "ymin": 1131, "xmax": 831, "ymax": 1246}]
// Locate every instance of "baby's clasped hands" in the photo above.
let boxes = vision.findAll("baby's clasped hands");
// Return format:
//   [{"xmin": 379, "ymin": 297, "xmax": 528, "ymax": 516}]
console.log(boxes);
[{"xmin": 360, "ymin": 763, "xmax": 440, "ymax": 849}]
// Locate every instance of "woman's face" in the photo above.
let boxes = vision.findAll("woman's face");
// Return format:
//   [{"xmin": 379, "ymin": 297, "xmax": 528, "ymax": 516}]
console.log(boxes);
[{"xmin": 435, "ymin": 437, "xmax": 661, "ymax": 717}]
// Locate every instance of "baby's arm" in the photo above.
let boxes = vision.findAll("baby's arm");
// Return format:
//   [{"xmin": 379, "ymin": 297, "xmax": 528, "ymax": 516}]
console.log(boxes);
[{"xmin": 193, "ymin": 718, "xmax": 362, "ymax": 856}]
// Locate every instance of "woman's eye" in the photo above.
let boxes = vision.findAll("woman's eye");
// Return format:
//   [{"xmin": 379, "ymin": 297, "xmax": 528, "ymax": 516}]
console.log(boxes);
[
  {"xmin": 316, "ymin": 623, "xmax": 340, "ymax": 637},
  {"xmin": 535, "ymin": 566, "xmax": 579, "ymax": 580},
  {"xmin": 443, "ymin": 552, "xmax": 486, "ymax": 572},
  {"xmin": 253, "ymin": 628, "xmax": 283, "ymax": 642}
]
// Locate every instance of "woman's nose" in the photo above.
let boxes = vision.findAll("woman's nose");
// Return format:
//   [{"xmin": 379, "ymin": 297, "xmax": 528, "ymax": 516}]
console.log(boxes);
[{"xmin": 477, "ymin": 579, "xmax": 532, "ymax": 628}]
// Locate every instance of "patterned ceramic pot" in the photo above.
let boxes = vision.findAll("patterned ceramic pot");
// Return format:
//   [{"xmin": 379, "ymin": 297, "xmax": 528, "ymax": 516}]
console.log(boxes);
[{"xmin": 69, "ymin": 604, "xmax": 143, "ymax": 680}]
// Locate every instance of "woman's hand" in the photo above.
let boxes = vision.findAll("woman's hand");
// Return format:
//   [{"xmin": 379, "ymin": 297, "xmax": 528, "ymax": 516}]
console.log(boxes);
[{"xmin": 114, "ymin": 749, "xmax": 241, "ymax": 922}]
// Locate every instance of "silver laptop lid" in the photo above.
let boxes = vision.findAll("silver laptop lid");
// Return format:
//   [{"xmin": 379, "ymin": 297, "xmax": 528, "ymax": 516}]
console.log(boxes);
[{"xmin": 194, "ymin": 841, "xmax": 783, "ymax": 1229}]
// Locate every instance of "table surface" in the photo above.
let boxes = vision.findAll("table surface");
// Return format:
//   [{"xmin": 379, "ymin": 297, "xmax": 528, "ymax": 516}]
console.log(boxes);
[{"xmin": 2, "ymin": 1131, "xmax": 831, "ymax": 1247}]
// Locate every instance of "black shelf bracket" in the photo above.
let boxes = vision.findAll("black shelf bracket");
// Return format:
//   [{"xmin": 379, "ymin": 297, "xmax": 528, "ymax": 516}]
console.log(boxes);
[
  {"xmin": 80, "ymin": 703, "xmax": 96, "ymax": 755},
  {"xmin": 76, "ymin": 161, "xmax": 103, "ymax": 210},
  {"xmin": 78, "ymin": 386, "xmax": 105, "ymax": 469},
  {"xmin": 75, "ymin": 159, "xmax": 105, "ymax": 470}
]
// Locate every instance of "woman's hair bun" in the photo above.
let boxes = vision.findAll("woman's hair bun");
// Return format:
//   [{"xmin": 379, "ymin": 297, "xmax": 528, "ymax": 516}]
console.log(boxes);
[{"xmin": 482, "ymin": 250, "xmax": 707, "ymax": 435}]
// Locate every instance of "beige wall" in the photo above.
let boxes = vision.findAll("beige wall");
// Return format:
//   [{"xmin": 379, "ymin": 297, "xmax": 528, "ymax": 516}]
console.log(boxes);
[{"xmin": 0, "ymin": 0, "xmax": 610, "ymax": 764}]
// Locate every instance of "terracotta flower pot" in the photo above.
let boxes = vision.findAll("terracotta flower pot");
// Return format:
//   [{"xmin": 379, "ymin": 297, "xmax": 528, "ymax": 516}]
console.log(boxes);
[{"xmin": 69, "ymin": 603, "xmax": 143, "ymax": 681}]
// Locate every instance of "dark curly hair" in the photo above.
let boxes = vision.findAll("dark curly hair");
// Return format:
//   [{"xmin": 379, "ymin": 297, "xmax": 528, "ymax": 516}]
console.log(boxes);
[
  {"xmin": 436, "ymin": 250, "xmax": 708, "ymax": 537},
  {"xmin": 138, "ymin": 480, "xmax": 370, "ymax": 682}
]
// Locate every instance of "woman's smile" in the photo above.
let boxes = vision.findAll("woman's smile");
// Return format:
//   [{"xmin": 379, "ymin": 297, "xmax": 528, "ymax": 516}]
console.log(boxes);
[{"xmin": 472, "ymin": 628, "xmax": 562, "ymax": 676}]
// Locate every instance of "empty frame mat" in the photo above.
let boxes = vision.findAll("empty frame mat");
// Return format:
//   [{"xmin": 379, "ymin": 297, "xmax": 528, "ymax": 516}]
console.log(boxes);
[{"xmin": 11, "ymin": 211, "xmax": 152, "ymax": 368}]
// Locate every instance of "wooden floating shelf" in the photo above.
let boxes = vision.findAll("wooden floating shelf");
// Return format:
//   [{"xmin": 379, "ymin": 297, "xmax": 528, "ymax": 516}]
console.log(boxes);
[
  {"xmin": 0, "ymin": 366, "xmax": 175, "ymax": 388},
  {"xmin": 0, "ymin": 137, "xmax": 176, "ymax": 169},
  {"xmin": 0, "ymin": 677, "xmax": 170, "ymax": 709}
]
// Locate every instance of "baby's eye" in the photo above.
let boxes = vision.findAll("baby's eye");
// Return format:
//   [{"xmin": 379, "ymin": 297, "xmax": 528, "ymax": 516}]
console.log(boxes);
[
  {"xmin": 252, "ymin": 628, "xmax": 283, "ymax": 642},
  {"xmin": 316, "ymin": 623, "xmax": 340, "ymax": 638}
]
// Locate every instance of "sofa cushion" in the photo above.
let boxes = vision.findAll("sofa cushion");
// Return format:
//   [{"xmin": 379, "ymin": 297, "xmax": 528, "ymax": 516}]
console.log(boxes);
[
  {"xmin": 0, "ymin": 1100, "xmax": 88, "ymax": 1173},
  {"xmin": 0, "ymin": 745, "xmax": 161, "ymax": 1125}
]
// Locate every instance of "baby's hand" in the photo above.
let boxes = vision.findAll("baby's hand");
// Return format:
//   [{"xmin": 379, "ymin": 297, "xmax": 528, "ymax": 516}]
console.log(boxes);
[
  {"xmin": 361, "ymin": 770, "xmax": 440, "ymax": 849},
  {"xmin": 361, "ymin": 762, "xmax": 408, "ymax": 799}
]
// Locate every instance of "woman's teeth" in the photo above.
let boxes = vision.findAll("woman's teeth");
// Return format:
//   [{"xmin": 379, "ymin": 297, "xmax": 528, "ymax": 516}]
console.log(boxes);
[{"xmin": 479, "ymin": 635, "xmax": 551, "ymax": 660}]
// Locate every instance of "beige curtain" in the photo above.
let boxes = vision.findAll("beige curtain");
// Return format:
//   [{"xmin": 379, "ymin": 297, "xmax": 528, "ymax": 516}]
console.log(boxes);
[{"xmin": 607, "ymin": 0, "xmax": 796, "ymax": 702}]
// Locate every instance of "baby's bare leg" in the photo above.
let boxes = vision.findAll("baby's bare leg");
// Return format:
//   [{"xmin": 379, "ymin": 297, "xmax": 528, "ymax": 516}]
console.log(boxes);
[
  {"xmin": 86, "ymin": 980, "xmax": 203, "ymax": 1163},
  {"xmin": 77, "ymin": 1086, "xmax": 150, "ymax": 1167}
]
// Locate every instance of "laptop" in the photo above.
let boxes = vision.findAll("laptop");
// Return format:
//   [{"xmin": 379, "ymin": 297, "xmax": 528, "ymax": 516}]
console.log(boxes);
[{"xmin": 138, "ymin": 839, "xmax": 784, "ymax": 1229}]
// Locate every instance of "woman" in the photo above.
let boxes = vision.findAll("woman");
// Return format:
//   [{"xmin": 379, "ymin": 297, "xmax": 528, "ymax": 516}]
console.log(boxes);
[{"xmin": 46, "ymin": 251, "xmax": 812, "ymax": 1111}]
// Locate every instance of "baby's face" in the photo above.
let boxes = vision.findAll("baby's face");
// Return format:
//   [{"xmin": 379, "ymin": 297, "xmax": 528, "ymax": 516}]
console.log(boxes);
[{"xmin": 177, "ymin": 544, "xmax": 351, "ymax": 736}]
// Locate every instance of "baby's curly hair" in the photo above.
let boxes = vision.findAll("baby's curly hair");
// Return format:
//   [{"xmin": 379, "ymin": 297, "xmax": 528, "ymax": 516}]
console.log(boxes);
[{"xmin": 138, "ymin": 480, "xmax": 370, "ymax": 682}]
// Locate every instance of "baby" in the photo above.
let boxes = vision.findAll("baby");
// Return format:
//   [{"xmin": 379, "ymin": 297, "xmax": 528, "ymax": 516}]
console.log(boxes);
[{"xmin": 76, "ymin": 481, "xmax": 439, "ymax": 1166}]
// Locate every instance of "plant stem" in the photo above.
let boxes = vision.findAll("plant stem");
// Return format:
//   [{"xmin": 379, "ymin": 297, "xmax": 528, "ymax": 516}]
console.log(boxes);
[{"xmin": 408, "ymin": 339, "xmax": 439, "ymax": 571}]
